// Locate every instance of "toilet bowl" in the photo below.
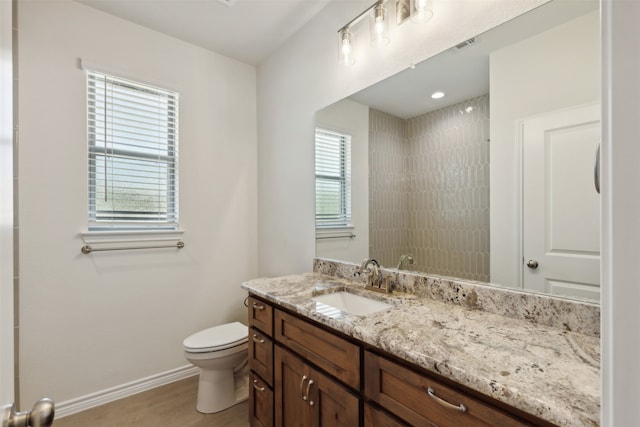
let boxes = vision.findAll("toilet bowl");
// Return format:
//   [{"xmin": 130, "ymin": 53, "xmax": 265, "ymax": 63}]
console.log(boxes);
[{"xmin": 183, "ymin": 321, "xmax": 248, "ymax": 413}]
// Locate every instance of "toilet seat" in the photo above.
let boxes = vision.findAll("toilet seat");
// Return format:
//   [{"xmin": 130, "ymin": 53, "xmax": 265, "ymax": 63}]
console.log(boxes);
[{"xmin": 183, "ymin": 321, "xmax": 248, "ymax": 353}]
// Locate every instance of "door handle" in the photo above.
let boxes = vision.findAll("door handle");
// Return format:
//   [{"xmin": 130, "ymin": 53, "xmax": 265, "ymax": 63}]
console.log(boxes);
[
  {"xmin": 1, "ymin": 398, "xmax": 55, "ymax": 427},
  {"xmin": 594, "ymin": 143, "xmax": 600, "ymax": 194},
  {"xmin": 526, "ymin": 259, "xmax": 539, "ymax": 269}
]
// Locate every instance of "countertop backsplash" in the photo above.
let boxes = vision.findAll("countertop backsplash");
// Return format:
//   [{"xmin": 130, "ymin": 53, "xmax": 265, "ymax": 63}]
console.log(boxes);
[{"xmin": 313, "ymin": 257, "xmax": 600, "ymax": 337}]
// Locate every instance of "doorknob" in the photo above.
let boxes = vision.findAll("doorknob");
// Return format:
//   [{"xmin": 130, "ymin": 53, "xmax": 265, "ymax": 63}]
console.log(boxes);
[
  {"xmin": 526, "ymin": 260, "xmax": 539, "ymax": 269},
  {"xmin": 1, "ymin": 398, "xmax": 55, "ymax": 427}
]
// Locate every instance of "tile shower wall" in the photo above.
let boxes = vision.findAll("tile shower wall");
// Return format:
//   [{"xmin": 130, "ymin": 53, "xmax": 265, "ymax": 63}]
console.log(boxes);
[
  {"xmin": 369, "ymin": 95, "xmax": 490, "ymax": 281},
  {"xmin": 368, "ymin": 110, "xmax": 408, "ymax": 270}
]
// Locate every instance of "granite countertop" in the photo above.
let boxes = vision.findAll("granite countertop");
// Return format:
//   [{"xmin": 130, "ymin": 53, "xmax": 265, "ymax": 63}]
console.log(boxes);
[{"xmin": 242, "ymin": 272, "xmax": 600, "ymax": 427}]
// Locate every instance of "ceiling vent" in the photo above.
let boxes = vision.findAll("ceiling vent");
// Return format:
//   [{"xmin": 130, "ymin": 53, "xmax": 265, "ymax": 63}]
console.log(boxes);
[
  {"xmin": 217, "ymin": 0, "xmax": 237, "ymax": 7},
  {"xmin": 453, "ymin": 37, "xmax": 477, "ymax": 51}
]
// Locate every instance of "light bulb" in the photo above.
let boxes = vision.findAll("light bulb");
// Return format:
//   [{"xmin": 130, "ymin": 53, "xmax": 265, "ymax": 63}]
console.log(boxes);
[
  {"xmin": 370, "ymin": 3, "xmax": 390, "ymax": 46},
  {"xmin": 338, "ymin": 29, "xmax": 355, "ymax": 66},
  {"xmin": 411, "ymin": 0, "xmax": 433, "ymax": 24}
]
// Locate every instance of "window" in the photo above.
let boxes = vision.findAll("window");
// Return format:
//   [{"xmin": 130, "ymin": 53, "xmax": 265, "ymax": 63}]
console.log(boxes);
[
  {"xmin": 315, "ymin": 128, "xmax": 352, "ymax": 228},
  {"xmin": 86, "ymin": 70, "xmax": 178, "ymax": 230}
]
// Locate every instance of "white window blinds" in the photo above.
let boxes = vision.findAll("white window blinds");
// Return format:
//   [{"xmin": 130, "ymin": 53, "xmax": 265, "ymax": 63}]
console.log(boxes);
[
  {"xmin": 315, "ymin": 128, "xmax": 352, "ymax": 227},
  {"xmin": 87, "ymin": 70, "xmax": 179, "ymax": 230}
]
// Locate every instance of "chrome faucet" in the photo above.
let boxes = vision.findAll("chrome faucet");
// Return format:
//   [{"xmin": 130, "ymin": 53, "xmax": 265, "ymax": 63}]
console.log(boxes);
[
  {"xmin": 396, "ymin": 254, "xmax": 415, "ymax": 270},
  {"xmin": 359, "ymin": 258, "xmax": 382, "ymax": 288},
  {"xmin": 359, "ymin": 258, "xmax": 390, "ymax": 293}
]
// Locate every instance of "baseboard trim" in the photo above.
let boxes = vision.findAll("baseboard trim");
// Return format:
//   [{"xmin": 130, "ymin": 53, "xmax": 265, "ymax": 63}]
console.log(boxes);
[{"xmin": 55, "ymin": 365, "xmax": 199, "ymax": 419}]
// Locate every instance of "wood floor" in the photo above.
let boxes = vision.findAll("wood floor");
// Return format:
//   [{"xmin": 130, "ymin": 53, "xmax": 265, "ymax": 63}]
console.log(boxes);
[{"xmin": 53, "ymin": 376, "xmax": 249, "ymax": 427}]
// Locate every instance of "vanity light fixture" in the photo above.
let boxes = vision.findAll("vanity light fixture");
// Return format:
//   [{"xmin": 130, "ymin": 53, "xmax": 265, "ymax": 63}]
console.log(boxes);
[
  {"xmin": 337, "ymin": 0, "xmax": 433, "ymax": 66},
  {"xmin": 431, "ymin": 91, "xmax": 445, "ymax": 99}
]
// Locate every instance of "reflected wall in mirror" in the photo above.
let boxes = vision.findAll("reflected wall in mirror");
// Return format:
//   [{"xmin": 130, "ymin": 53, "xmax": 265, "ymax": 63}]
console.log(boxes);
[{"xmin": 315, "ymin": 0, "xmax": 601, "ymax": 302}]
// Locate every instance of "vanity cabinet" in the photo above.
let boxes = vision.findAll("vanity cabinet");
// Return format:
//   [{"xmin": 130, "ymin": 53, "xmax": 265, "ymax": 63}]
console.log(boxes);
[
  {"xmin": 247, "ymin": 293, "xmax": 554, "ymax": 427},
  {"xmin": 364, "ymin": 351, "xmax": 537, "ymax": 427},
  {"xmin": 274, "ymin": 345, "xmax": 359, "ymax": 427}
]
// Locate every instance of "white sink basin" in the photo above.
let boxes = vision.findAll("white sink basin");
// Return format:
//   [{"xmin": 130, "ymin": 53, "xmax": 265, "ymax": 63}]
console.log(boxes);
[{"xmin": 312, "ymin": 291, "xmax": 393, "ymax": 316}]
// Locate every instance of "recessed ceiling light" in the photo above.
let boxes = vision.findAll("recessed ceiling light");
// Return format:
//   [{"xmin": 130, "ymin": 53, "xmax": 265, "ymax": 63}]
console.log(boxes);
[{"xmin": 431, "ymin": 91, "xmax": 445, "ymax": 99}]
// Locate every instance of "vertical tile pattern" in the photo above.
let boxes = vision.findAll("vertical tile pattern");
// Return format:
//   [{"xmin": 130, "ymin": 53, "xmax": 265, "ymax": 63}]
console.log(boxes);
[
  {"xmin": 368, "ymin": 110, "xmax": 407, "ymax": 269},
  {"xmin": 369, "ymin": 95, "xmax": 490, "ymax": 281}
]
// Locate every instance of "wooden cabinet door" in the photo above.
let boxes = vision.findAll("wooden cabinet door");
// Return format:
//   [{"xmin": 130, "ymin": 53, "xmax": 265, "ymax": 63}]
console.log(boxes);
[
  {"xmin": 309, "ymin": 366, "xmax": 359, "ymax": 427},
  {"xmin": 275, "ymin": 346, "xmax": 310, "ymax": 427},
  {"xmin": 275, "ymin": 345, "xmax": 360, "ymax": 427}
]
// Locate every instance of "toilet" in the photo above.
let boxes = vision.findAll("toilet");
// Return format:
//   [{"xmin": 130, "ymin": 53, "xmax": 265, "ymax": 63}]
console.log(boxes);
[{"xmin": 183, "ymin": 321, "xmax": 249, "ymax": 413}]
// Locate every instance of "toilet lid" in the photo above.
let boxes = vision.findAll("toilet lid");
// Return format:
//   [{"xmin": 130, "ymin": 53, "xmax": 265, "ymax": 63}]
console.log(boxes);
[{"xmin": 183, "ymin": 321, "xmax": 248, "ymax": 353}]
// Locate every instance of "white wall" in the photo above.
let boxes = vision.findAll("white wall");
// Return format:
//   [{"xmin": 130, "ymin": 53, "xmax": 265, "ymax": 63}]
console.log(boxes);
[
  {"xmin": 257, "ymin": 0, "xmax": 549, "ymax": 277},
  {"xmin": 315, "ymin": 99, "xmax": 369, "ymax": 264},
  {"xmin": 601, "ymin": 0, "xmax": 640, "ymax": 424},
  {"xmin": 18, "ymin": 0, "xmax": 257, "ymax": 406},
  {"xmin": 489, "ymin": 10, "xmax": 600, "ymax": 287}
]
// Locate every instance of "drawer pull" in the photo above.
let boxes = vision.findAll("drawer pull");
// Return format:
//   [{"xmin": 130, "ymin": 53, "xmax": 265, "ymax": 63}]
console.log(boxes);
[
  {"xmin": 252, "ymin": 379, "xmax": 265, "ymax": 392},
  {"xmin": 300, "ymin": 375, "xmax": 308, "ymax": 401},
  {"xmin": 252, "ymin": 333, "xmax": 265, "ymax": 344},
  {"xmin": 252, "ymin": 302, "xmax": 265, "ymax": 310},
  {"xmin": 306, "ymin": 379, "xmax": 315, "ymax": 406},
  {"xmin": 426, "ymin": 387, "xmax": 468, "ymax": 413}
]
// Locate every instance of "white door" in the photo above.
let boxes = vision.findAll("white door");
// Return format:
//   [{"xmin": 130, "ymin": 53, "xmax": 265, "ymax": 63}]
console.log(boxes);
[
  {"xmin": 521, "ymin": 103, "xmax": 600, "ymax": 300},
  {"xmin": 0, "ymin": 0, "xmax": 14, "ymax": 410}
]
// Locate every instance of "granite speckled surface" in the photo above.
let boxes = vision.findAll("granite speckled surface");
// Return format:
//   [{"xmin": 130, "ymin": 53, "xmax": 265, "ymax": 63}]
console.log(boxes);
[
  {"xmin": 242, "ymin": 272, "xmax": 600, "ymax": 427},
  {"xmin": 314, "ymin": 258, "xmax": 600, "ymax": 337}
]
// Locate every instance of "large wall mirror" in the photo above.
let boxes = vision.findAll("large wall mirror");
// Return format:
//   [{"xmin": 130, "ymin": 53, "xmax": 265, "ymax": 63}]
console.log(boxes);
[{"xmin": 315, "ymin": 0, "xmax": 600, "ymax": 303}]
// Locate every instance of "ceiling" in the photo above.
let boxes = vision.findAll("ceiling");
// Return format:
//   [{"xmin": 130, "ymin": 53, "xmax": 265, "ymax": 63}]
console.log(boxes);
[
  {"xmin": 348, "ymin": 0, "xmax": 598, "ymax": 119},
  {"xmin": 74, "ymin": 0, "xmax": 332, "ymax": 65}
]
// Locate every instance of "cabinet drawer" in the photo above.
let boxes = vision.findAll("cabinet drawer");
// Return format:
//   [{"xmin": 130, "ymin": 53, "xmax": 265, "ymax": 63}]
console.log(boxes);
[
  {"xmin": 249, "ymin": 373, "xmax": 274, "ymax": 427},
  {"xmin": 249, "ymin": 327, "xmax": 273, "ymax": 386},
  {"xmin": 274, "ymin": 310, "xmax": 360, "ymax": 389},
  {"xmin": 364, "ymin": 351, "xmax": 533, "ymax": 427},
  {"xmin": 248, "ymin": 296, "xmax": 273, "ymax": 336},
  {"xmin": 364, "ymin": 403, "xmax": 414, "ymax": 427}
]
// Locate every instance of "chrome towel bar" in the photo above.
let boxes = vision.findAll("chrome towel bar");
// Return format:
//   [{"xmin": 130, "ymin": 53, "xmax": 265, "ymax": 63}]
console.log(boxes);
[
  {"xmin": 316, "ymin": 233, "xmax": 356, "ymax": 240},
  {"xmin": 81, "ymin": 241, "xmax": 185, "ymax": 254}
]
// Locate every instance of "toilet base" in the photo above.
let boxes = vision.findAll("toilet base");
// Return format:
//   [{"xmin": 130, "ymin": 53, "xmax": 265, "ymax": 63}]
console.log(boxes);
[{"xmin": 195, "ymin": 365, "xmax": 249, "ymax": 414}]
